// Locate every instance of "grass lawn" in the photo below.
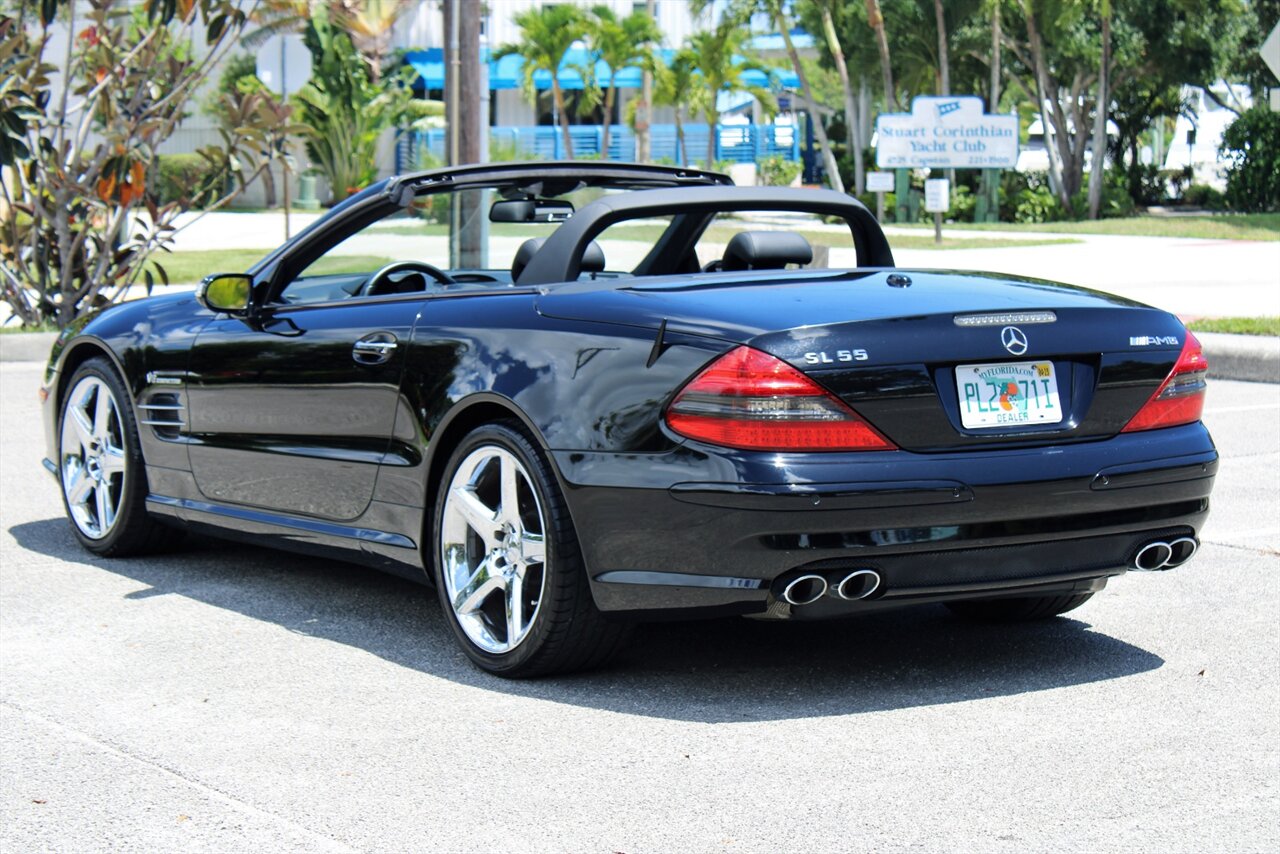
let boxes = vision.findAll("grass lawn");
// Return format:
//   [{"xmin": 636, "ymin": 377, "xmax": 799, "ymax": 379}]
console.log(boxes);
[
  {"xmin": 1188, "ymin": 316, "xmax": 1280, "ymax": 336},
  {"xmin": 0, "ymin": 321, "xmax": 57, "ymax": 334},
  {"xmin": 897, "ymin": 212, "xmax": 1280, "ymax": 241},
  {"xmin": 366, "ymin": 221, "xmax": 1078, "ymax": 250},
  {"xmin": 153, "ymin": 250, "xmax": 396, "ymax": 284}
]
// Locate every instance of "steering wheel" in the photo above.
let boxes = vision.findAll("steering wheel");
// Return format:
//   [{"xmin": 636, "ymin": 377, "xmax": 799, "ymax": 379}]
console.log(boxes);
[{"xmin": 359, "ymin": 260, "xmax": 455, "ymax": 297}]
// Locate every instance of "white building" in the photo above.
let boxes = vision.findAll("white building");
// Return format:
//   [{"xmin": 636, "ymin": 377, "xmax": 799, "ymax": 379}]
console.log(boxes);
[{"xmin": 1162, "ymin": 83, "xmax": 1253, "ymax": 190}]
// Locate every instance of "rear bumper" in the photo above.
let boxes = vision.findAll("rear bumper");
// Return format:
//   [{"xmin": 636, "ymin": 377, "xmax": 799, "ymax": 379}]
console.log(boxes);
[{"xmin": 553, "ymin": 423, "xmax": 1216, "ymax": 616}]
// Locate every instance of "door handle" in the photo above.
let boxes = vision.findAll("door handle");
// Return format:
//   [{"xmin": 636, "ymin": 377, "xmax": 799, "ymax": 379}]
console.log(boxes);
[{"xmin": 353, "ymin": 332, "xmax": 398, "ymax": 365}]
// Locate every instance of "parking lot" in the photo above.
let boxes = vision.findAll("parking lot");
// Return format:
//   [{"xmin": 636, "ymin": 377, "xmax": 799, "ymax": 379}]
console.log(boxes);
[{"xmin": 2, "ymin": 360, "xmax": 1277, "ymax": 852}]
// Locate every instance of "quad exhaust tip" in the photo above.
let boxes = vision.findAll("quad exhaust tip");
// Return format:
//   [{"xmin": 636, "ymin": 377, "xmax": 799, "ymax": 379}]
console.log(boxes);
[
  {"xmin": 834, "ymin": 569, "xmax": 881, "ymax": 601},
  {"xmin": 1132, "ymin": 536, "xmax": 1198, "ymax": 571},
  {"xmin": 779, "ymin": 569, "xmax": 883, "ymax": 605},
  {"xmin": 781, "ymin": 574, "xmax": 828, "ymax": 606}
]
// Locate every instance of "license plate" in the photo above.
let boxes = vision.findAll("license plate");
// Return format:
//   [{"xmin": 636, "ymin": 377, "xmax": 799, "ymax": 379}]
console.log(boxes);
[{"xmin": 954, "ymin": 361, "xmax": 1062, "ymax": 429}]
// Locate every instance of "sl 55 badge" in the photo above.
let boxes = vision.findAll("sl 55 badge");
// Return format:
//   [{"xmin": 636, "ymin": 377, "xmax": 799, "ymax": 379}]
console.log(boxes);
[{"xmin": 803, "ymin": 349, "xmax": 869, "ymax": 364}]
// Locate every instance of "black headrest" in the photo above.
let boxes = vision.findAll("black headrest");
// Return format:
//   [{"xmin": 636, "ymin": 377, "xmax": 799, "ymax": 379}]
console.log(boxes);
[
  {"xmin": 722, "ymin": 231, "xmax": 813, "ymax": 272},
  {"xmin": 512, "ymin": 237, "xmax": 605, "ymax": 282}
]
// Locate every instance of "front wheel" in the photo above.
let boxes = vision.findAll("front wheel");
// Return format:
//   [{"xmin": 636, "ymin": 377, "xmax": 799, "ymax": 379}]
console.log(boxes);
[
  {"xmin": 944, "ymin": 593, "xmax": 1094, "ymax": 622},
  {"xmin": 57, "ymin": 357, "xmax": 181, "ymax": 556},
  {"xmin": 432, "ymin": 421, "xmax": 629, "ymax": 677}
]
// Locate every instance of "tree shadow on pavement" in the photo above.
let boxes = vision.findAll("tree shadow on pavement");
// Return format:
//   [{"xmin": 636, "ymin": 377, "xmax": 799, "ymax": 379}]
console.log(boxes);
[{"xmin": 9, "ymin": 518, "xmax": 1164, "ymax": 724}]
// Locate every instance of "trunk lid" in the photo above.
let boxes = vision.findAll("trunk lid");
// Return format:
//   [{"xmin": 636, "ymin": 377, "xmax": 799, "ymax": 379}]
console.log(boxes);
[{"xmin": 537, "ymin": 269, "xmax": 1186, "ymax": 450}]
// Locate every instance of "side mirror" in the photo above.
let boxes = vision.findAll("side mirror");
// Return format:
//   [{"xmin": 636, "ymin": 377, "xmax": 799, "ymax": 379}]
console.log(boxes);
[
  {"xmin": 198, "ymin": 273, "xmax": 253, "ymax": 314},
  {"xmin": 489, "ymin": 198, "xmax": 574, "ymax": 223}
]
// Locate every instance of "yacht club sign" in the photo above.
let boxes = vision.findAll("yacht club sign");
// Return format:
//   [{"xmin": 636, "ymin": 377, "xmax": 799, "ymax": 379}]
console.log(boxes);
[{"xmin": 876, "ymin": 96, "xmax": 1019, "ymax": 169}]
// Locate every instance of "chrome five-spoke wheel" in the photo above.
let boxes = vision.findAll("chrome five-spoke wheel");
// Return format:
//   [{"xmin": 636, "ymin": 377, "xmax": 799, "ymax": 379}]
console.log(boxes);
[
  {"xmin": 60, "ymin": 374, "xmax": 128, "ymax": 540},
  {"xmin": 440, "ymin": 445, "xmax": 548, "ymax": 654}
]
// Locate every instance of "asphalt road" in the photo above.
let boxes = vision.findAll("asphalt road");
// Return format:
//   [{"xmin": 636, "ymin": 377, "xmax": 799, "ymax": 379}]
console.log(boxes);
[{"xmin": 2, "ymin": 361, "xmax": 1277, "ymax": 853}]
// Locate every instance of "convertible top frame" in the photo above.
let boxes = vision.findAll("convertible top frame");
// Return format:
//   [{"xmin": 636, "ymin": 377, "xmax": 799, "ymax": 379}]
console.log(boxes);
[
  {"xmin": 515, "ymin": 186, "xmax": 897, "ymax": 285},
  {"xmin": 246, "ymin": 161, "xmax": 734, "ymax": 294}
]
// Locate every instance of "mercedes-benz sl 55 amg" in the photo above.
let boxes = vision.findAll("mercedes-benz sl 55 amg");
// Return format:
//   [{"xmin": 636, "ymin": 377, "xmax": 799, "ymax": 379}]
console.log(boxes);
[{"xmin": 41, "ymin": 163, "xmax": 1216, "ymax": 676}]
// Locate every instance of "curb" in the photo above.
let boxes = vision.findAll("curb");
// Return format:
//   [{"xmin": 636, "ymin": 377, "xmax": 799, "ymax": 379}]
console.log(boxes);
[
  {"xmin": 1197, "ymin": 332, "xmax": 1280, "ymax": 384},
  {"xmin": 2, "ymin": 329, "xmax": 1277, "ymax": 384},
  {"xmin": 0, "ymin": 332, "xmax": 56, "ymax": 365}
]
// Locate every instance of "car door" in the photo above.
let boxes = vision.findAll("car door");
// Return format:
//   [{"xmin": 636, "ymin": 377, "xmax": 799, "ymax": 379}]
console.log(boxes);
[{"xmin": 185, "ymin": 296, "xmax": 419, "ymax": 522}]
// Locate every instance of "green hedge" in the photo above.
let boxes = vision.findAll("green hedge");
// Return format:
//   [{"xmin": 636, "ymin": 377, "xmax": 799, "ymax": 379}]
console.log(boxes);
[{"xmin": 152, "ymin": 153, "xmax": 223, "ymax": 208}]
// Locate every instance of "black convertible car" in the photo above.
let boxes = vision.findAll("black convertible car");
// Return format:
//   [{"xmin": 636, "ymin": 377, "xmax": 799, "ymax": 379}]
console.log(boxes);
[{"xmin": 41, "ymin": 162, "xmax": 1216, "ymax": 677}]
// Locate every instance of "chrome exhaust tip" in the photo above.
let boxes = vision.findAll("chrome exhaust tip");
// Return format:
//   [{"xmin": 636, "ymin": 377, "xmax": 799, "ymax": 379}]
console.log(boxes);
[
  {"xmin": 781, "ymin": 574, "xmax": 828, "ymax": 606},
  {"xmin": 834, "ymin": 569, "xmax": 881, "ymax": 601},
  {"xmin": 1165, "ymin": 536, "xmax": 1199, "ymax": 567},
  {"xmin": 1133, "ymin": 541, "xmax": 1173, "ymax": 571}
]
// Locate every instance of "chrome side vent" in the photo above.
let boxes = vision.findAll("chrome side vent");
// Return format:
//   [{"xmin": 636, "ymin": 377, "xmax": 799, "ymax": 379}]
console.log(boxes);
[{"xmin": 140, "ymin": 392, "xmax": 185, "ymax": 440}]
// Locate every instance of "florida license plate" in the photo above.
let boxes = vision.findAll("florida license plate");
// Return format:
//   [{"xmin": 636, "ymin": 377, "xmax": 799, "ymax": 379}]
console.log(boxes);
[{"xmin": 955, "ymin": 361, "xmax": 1062, "ymax": 429}]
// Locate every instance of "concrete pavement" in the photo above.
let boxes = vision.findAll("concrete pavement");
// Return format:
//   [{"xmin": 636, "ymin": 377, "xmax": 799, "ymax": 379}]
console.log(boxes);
[{"xmin": 2, "ymin": 361, "xmax": 1278, "ymax": 852}]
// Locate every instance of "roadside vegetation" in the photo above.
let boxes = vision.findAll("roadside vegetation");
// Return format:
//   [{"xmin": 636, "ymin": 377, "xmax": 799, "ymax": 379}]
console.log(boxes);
[
  {"xmin": 896, "ymin": 213, "xmax": 1280, "ymax": 241},
  {"xmin": 1188, "ymin": 317, "xmax": 1280, "ymax": 336},
  {"xmin": 153, "ymin": 250, "xmax": 396, "ymax": 284}
]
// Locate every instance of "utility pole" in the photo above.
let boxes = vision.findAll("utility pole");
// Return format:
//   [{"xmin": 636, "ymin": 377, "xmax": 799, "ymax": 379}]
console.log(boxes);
[
  {"xmin": 637, "ymin": 0, "xmax": 656, "ymax": 162},
  {"xmin": 455, "ymin": 0, "xmax": 485, "ymax": 267},
  {"xmin": 445, "ymin": 0, "xmax": 460, "ymax": 167}
]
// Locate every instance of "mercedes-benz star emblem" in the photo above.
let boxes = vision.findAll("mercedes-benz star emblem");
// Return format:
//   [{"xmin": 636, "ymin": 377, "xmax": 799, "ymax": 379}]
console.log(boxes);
[{"xmin": 1001, "ymin": 325, "xmax": 1029, "ymax": 356}]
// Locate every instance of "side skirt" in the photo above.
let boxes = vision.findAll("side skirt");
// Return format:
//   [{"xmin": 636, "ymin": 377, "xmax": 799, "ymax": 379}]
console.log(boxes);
[{"xmin": 145, "ymin": 494, "xmax": 429, "ymax": 584}]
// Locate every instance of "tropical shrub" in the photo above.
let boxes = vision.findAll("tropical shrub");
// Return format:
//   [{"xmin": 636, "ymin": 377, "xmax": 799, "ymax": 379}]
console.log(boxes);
[
  {"xmin": 758, "ymin": 155, "xmax": 802, "ymax": 187},
  {"xmin": 0, "ymin": 1, "xmax": 283, "ymax": 329},
  {"xmin": 1220, "ymin": 108, "xmax": 1280, "ymax": 212},
  {"xmin": 1183, "ymin": 183, "xmax": 1226, "ymax": 210},
  {"xmin": 153, "ymin": 154, "xmax": 226, "ymax": 207},
  {"xmin": 294, "ymin": 8, "xmax": 415, "ymax": 203}
]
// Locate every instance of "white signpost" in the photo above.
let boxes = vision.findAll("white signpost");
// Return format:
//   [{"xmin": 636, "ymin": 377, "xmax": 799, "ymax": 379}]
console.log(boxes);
[
  {"xmin": 1262, "ymin": 21, "xmax": 1280, "ymax": 111},
  {"xmin": 924, "ymin": 178, "xmax": 950, "ymax": 211},
  {"xmin": 875, "ymin": 96, "xmax": 1018, "ymax": 169},
  {"xmin": 255, "ymin": 35, "xmax": 311, "ymax": 98},
  {"xmin": 924, "ymin": 178, "xmax": 950, "ymax": 244},
  {"xmin": 866, "ymin": 171, "xmax": 893, "ymax": 221},
  {"xmin": 256, "ymin": 35, "xmax": 311, "ymax": 239},
  {"xmin": 866, "ymin": 171, "xmax": 894, "ymax": 192}
]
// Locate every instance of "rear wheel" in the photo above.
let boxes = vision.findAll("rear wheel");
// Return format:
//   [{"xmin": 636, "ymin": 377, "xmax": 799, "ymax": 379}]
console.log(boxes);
[
  {"xmin": 432, "ymin": 421, "xmax": 629, "ymax": 677},
  {"xmin": 944, "ymin": 593, "xmax": 1094, "ymax": 622},
  {"xmin": 57, "ymin": 357, "xmax": 181, "ymax": 556}
]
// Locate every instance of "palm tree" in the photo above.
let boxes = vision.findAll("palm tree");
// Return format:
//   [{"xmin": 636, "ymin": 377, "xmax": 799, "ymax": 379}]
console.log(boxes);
[
  {"xmin": 1086, "ymin": 0, "xmax": 1111, "ymax": 219},
  {"xmin": 687, "ymin": 22, "xmax": 777, "ymax": 169},
  {"xmin": 332, "ymin": 0, "xmax": 413, "ymax": 84},
  {"xmin": 583, "ymin": 5, "xmax": 661, "ymax": 158},
  {"xmin": 652, "ymin": 48, "xmax": 702, "ymax": 166},
  {"xmin": 245, "ymin": 1, "xmax": 409, "ymax": 83},
  {"xmin": 864, "ymin": 0, "xmax": 898, "ymax": 111},
  {"xmin": 494, "ymin": 5, "xmax": 588, "ymax": 159},
  {"xmin": 814, "ymin": 0, "xmax": 862, "ymax": 191},
  {"xmin": 756, "ymin": 0, "xmax": 843, "ymax": 192}
]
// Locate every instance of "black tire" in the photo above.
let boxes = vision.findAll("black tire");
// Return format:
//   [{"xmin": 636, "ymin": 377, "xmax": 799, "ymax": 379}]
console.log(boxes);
[
  {"xmin": 56, "ymin": 357, "xmax": 182, "ymax": 557},
  {"xmin": 944, "ymin": 593, "xmax": 1094, "ymax": 622},
  {"xmin": 431, "ymin": 420, "xmax": 630, "ymax": 678}
]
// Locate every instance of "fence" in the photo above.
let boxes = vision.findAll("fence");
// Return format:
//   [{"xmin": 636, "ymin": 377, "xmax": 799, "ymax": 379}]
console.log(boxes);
[{"xmin": 396, "ymin": 123, "xmax": 801, "ymax": 172}]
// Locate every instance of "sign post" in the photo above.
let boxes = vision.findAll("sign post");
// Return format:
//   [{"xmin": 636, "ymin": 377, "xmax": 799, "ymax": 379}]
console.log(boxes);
[
  {"xmin": 867, "ymin": 171, "xmax": 893, "ymax": 222},
  {"xmin": 875, "ymin": 96, "xmax": 1018, "ymax": 227},
  {"xmin": 256, "ymin": 35, "xmax": 311, "ymax": 240},
  {"xmin": 1262, "ymin": 21, "xmax": 1280, "ymax": 111},
  {"xmin": 924, "ymin": 178, "xmax": 949, "ymax": 245}
]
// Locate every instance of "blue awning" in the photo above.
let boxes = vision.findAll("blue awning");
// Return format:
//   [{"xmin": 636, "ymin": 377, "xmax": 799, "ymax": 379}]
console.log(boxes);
[{"xmin": 404, "ymin": 47, "xmax": 798, "ymax": 92}]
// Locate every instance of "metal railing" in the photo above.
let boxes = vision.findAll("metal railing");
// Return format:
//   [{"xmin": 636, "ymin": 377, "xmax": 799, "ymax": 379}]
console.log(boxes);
[{"xmin": 396, "ymin": 123, "xmax": 801, "ymax": 172}]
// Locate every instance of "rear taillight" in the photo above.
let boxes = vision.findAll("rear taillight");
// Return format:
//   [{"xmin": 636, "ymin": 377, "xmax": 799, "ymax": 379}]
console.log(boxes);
[
  {"xmin": 664, "ymin": 346, "xmax": 896, "ymax": 451},
  {"xmin": 1121, "ymin": 331, "xmax": 1208, "ymax": 433}
]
